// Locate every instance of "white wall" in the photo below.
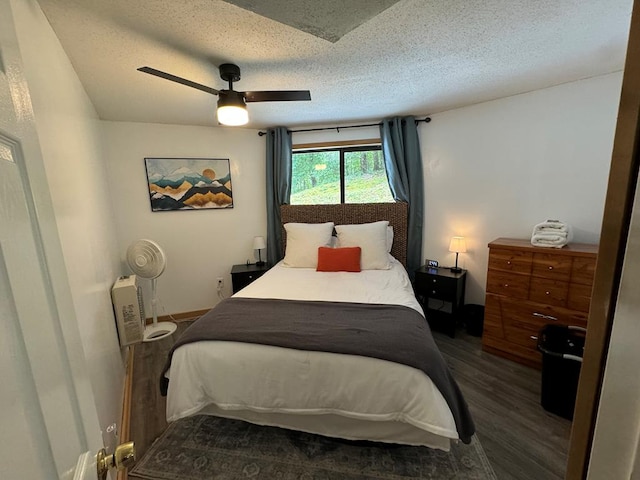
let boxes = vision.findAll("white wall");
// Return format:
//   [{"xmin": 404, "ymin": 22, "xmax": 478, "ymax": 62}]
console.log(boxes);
[
  {"xmin": 422, "ymin": 73, "xmax": 621, "ymax": 304},
  {"xmin": 293, "ymin": 74, "xmax": 621, "ymax": 305},
  {"xmin": 12, "ymin": 0, "xmax": 124, "ymax": 451},
  {"xmin": 101, "ymin": 122, "xmax": 266, "ymax": 315}
]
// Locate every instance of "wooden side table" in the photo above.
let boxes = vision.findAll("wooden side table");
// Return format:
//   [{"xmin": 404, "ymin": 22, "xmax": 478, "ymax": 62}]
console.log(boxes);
[
  {"xmin": 230, "ymin": 263, "xmax": 270, "ymax": 294},
  {"xmin": 414, "ymin": 265, "xmax": 467, "ymax": 337}
]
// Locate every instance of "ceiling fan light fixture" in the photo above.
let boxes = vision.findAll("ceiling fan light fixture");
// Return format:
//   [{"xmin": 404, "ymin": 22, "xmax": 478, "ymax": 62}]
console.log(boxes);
[
  {"xmin": 137, "ymin": 64, "xmax": 310, "ymax": 127},
  {"xmin": 217, "ymin": 91, "xmax": 249, "ymax": 126}
]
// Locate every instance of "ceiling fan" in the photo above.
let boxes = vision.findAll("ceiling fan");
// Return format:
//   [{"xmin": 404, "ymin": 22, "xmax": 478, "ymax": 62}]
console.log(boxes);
[{"xmin": 137, "ymin": 63, "xmax": 311, "ymax": 126}]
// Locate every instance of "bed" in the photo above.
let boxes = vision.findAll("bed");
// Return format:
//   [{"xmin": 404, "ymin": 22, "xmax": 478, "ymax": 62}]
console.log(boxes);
[{"xmin": 161, "ymin": 202, "xmax": 474, "ymax": 451}]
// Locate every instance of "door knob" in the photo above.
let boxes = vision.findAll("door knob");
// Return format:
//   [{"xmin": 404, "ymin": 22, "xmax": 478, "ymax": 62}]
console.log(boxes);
[{"xmin": 97, "ymin": 441, "xmax": 136, "ymax": 480}]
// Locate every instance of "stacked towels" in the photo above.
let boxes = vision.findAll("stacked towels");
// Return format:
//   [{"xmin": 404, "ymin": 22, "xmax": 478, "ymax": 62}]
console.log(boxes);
[{"xmin": 531, "ymin": 220, "xmax": 572, "ymax": 248}]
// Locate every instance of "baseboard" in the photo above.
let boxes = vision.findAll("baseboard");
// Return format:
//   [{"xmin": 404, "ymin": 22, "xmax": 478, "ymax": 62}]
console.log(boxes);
[{"xmin": 118, "ymin": 344, "xmax": 135, "ymax": 480}]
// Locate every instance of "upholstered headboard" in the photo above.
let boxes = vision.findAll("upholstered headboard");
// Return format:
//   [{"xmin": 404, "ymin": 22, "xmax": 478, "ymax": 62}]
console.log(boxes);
[{"xmin": 280, "ymin": 202, "xmax": 408, "ymax": 267}]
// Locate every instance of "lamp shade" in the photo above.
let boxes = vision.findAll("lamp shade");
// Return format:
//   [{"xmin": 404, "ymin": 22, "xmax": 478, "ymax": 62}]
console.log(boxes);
[
  {"xmin": 217, "ymin": 91, "xmax": 249, "ymax": 126},
  {"xmin": 253, "ymin": 236, "xmax": 266, "ymax": 250},
  {"xmin": 449, "ymin": 236, "xmax": 467, "ymax": 253}
]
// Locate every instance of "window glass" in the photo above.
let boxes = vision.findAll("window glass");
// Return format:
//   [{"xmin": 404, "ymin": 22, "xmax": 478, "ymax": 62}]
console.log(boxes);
[
  {"xmin": 344, "ymin": 149, "xmax": 393, "ymax": 203},
  {"xmin": 291, "ymin": 151, "xmax": 340, "ymax": 204},
  {"xmin": 291, "ymin": 146, "xmax": 393, "ymax": 205}
]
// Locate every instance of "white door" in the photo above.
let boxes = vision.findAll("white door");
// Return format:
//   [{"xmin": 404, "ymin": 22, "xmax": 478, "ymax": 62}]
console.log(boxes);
[{"xmin": 0, "ymin": 1, "xmax": 104, "ymax": 479}]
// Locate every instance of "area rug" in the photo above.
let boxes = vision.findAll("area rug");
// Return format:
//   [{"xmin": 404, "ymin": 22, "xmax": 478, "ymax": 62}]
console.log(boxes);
[{"xmin": 130, "ymin": 415, "xmax": 496, "ymax": 479}]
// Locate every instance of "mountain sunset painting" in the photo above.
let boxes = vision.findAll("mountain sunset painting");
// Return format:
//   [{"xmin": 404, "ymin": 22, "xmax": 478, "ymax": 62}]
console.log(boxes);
[{"xmin": 144, "ymin": 158, "xmax": 233, "ymax": 211}]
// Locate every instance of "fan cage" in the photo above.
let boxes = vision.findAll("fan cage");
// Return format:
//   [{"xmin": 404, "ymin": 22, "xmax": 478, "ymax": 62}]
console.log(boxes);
[{"xmin": 126, "ymin": 239, "xmax": 166, "ymax": 279}]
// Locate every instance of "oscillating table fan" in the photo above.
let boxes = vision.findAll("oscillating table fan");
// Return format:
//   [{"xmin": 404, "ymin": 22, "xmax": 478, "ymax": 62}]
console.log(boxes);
[{"xmin": 126, "ymin": 239, "xmax": 177, "ymax": 342}]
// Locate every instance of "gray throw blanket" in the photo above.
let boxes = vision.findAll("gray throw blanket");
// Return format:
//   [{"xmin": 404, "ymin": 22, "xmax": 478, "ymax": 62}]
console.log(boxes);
[{"xmin": 160, "ymin": 297, "xmax": 475, "ymax": 443}]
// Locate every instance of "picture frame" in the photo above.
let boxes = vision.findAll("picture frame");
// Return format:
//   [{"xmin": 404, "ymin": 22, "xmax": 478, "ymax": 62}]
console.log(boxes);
[{"xmin": 144, "ymin": 157, "xmax": 233, "ymax": 211}]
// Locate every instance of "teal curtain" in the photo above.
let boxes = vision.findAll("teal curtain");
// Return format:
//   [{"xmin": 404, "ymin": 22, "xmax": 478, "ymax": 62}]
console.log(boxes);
[
  {"xmin": 266, "ymin": 127, "xmax": 292, "ymax": 265},
  {"xmin": 380, "ymin": 116, "xmax": 424, "ymax": 277}
]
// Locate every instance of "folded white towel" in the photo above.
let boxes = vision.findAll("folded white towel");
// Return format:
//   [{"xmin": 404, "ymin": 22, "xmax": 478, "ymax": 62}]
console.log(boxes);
[
  {"xmin": 531, "ymin": 233, "xmax": 568, "ymax": 248},
  {"xmin": 532, "ymin": 233, "xmax": 566, "ymax": 244},
  {"xmin": 534, "ymin": 220, "xmax": 567, "ymax": 231},
  {"xmin": 532, "ymin": 220, "xmax": 572, "ymax": 244},
  {"xmin": 535, "ymin": 230, "xmax": 568, "ymax": 238},
  {"xmin": 537, "ymin": 226, "xmax": 569, "ymax": 235}
]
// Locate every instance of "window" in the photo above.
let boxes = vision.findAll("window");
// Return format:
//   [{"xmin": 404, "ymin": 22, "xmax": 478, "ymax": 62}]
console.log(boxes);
[{"xmin": 291, "ymin": 145, "xmax": 393, "ymax": 205}]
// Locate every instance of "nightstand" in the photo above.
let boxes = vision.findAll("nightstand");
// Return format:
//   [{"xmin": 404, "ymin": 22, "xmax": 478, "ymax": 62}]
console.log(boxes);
[
  {"xmin": 414, "ymin": 265, "xmax": 467, "ymax": 337},
  {"xmin": 230, "ymin": 263, "xmax": 270, "ymax": 293}
]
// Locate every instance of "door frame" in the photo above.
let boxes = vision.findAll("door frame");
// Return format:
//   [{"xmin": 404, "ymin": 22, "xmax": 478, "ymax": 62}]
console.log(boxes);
[{"xmin": 566, "ymin": 0, "xmax": 640, "ymax": 477}]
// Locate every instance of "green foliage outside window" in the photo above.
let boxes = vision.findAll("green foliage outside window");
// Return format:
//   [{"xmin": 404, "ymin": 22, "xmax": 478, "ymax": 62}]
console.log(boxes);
[{"xmin": 291, "ymin": 147, "xmax": 393, "ymax": 205}]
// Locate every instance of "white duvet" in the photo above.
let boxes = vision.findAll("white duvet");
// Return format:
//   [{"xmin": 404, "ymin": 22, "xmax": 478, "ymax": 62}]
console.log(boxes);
[{"xmin": 166, "ymin": 257, "xmax": 458, "ymax": 450}]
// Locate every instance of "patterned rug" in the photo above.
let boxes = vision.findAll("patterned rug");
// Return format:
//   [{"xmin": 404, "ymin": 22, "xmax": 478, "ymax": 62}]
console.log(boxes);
[{"xmin": 129, "ymin": 415, "xmax": 496, "ymax": 479}]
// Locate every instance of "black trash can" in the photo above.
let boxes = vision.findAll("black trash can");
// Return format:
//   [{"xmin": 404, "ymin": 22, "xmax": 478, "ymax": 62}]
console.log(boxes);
[
  {"xmin": 462, "ymin": 304, "xmax": 484, "ymax": 337},
  {"xmin": 536, "ymin": 324, "xmax": 586, "ymax": 420}
]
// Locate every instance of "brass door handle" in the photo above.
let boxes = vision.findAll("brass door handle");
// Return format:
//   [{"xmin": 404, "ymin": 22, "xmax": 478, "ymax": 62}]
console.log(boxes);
[{"xmin": 97, "ymin": 441, "xmax": 136, "ymax": 480}]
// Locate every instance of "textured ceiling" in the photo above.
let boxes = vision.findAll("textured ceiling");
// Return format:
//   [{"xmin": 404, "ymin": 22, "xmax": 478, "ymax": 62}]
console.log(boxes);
[{"xmin": 36, "ymin": 0, "xmax": 632, "ymax": 129}]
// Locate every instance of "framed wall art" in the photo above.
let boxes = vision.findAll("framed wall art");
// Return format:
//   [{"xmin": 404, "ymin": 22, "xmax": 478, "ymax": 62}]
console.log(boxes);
[{"xmin": 144, "ymin": 157, "xmax": 233, "ymax": 211}]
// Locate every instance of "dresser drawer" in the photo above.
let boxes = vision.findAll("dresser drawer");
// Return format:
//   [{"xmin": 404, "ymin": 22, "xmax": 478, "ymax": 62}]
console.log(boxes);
[
  {"xmin": 488, "ymin": 248, "xmax": 532, "ymax": 274},
  {"xmin": 501, "ymin": 298, "xmax": 588, "ymax": 329},
  {"xmin": 486, "ymin": 270, "xmax": 530, "ymax": 299},
  {"xmin": 571, "ymin": 256, "xmax": 596, "ymax": 286},
  {"xmin": 504, "ymin": 316, "xmax": 545, "ymax": 349},
  {"xmin": 568, "ymin": 283, "xmax": 593, "ymax": 313},
  {"xmin": 415, "ymin": 274, "xmax": 456, "ymax": 301},
  {"xmin": 532, "ymin": 253, "xmax": 572, "ymax": 281},
  {"xmin": 484, "ymin": 327, "xmax": 541, "ymax": 366},
  {"xmin": 529, "ymin": 277, "xmax": 568, "ymax": 307},
  {"xmin": 484, "ymin": 294, "xmax": 505, "ymax": 338}
]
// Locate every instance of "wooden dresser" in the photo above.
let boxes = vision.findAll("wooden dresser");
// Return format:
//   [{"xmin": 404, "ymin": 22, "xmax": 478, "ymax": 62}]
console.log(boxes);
[{"xmin": 482, "ymin": 237, "xmax": 598, "ymax": 368}]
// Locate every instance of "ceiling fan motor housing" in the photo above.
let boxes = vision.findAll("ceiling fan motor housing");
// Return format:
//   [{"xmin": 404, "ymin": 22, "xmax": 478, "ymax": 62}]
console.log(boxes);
[{"xmin": 219, "ymin": 63, "xmax": 241, "ymax": 83}]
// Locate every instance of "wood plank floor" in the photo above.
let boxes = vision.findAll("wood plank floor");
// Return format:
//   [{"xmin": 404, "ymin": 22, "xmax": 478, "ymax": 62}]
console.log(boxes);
[
  {"xmin": 128, "ymin": 322, "xmax": 571, "ymax": 479},
  {"xmin": 434, "ymin": 330, "xmax": 571, "ymax": 479}
]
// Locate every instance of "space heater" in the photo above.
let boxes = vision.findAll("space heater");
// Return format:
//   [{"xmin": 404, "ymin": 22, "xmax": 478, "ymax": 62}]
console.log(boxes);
[{"xmin": 111, "ymin": 275, "xmax": 145, "ymax": 346}]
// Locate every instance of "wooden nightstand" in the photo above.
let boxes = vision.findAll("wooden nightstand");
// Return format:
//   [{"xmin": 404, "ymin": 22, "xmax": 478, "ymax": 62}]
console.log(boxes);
[
  {"xmin": 414, "ymin": 265, "xmax": 467, "ymax": 337},
  {"xmin": 230, "ymin": 263, "xmax": 270, "ymax": 293}
]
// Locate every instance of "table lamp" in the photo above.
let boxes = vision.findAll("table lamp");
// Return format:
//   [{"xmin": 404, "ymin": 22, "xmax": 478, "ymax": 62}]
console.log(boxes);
[
  {"xmin": 253, "ymin": 236, "xmax": 266, "ymax": 266},
  {"xmin": 449, "ymin": 236, "xmax": 466, "ymax": 273}
]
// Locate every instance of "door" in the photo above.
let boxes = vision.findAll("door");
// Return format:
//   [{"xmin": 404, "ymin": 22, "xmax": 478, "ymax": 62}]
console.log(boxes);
[{"xmin": 0, "ymin": 1, "xmax": 104, "ymax": 479}]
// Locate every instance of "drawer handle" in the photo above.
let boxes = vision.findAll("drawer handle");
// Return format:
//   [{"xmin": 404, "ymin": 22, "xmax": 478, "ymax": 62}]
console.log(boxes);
[
  {"xmin": 545, "ymin": 291, "xmax": 550, "ymax": 295},
  {"xmin": 507, "ymin": 261, "xmax": 512, "ymax": 265},
  {"xmin": 530, "ymin": 335, "xmax": 538, "ymax": 341},
  {"xmin": 504, "ymin": 284, "xmax": 509, "ymax": 287},
  {"xmin": 533, "ymin": 312, "xmax": 558, "ymax": 321},
  {"xmin": 548, "ymin": 266, "xmax": 553, "ymax": 270},
  {"xmin": 432, "ymin": 290, "xmax": 436, "ymax": 294},
  {"xmin": 432, "ymin": 279, "xmax": 437, "ymax": 283},
  {"xmin": 248, "ymin": 275, "xmax": 254, "ymax": 279}
]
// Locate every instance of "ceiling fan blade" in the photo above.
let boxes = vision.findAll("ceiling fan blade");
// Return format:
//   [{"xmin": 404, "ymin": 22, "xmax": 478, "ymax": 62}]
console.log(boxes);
[
  {"xmin": 137, "ymin": 66, "xmax": 219, "ymax": 96},
  {"xmin": 243, "ymin": 90, "xmax": 311, "ymax": 102}
]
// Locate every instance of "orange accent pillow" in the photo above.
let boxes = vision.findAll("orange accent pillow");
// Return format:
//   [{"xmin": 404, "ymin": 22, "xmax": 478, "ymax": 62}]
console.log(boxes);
[{"xmin": 316, "ymin": 246, "xmax": 361, "ymax": 272}]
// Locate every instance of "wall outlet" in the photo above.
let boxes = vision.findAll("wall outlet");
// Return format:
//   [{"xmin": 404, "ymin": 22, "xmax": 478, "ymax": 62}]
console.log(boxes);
[{"xmin": 217, "ymin": 277, "xmax": 224, "ymax": 290}]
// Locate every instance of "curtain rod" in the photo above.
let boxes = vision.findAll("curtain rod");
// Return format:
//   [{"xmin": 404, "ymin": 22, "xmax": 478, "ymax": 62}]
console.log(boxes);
[{"xmin": 257, "ymin": 116, "xmax": 431, "ymax": 136}]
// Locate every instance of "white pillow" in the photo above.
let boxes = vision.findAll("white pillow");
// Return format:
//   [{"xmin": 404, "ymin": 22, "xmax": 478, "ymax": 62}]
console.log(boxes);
[
  {"xmin": 283, "ymin": 222, "xmax": 335, "ymax": 268},
  {"xmin": 330, "ymin": 229, "xmax": 389, "ymax": 250},
  {"xmin": 335, "ymin": 221, "xmax": 391, "ymax": 270}
]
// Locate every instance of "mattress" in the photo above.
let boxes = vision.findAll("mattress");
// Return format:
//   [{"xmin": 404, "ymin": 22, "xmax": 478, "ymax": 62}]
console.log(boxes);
[{"xmin": 165, "ymin": 258, "xmax": 459, "ymax": 450}]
